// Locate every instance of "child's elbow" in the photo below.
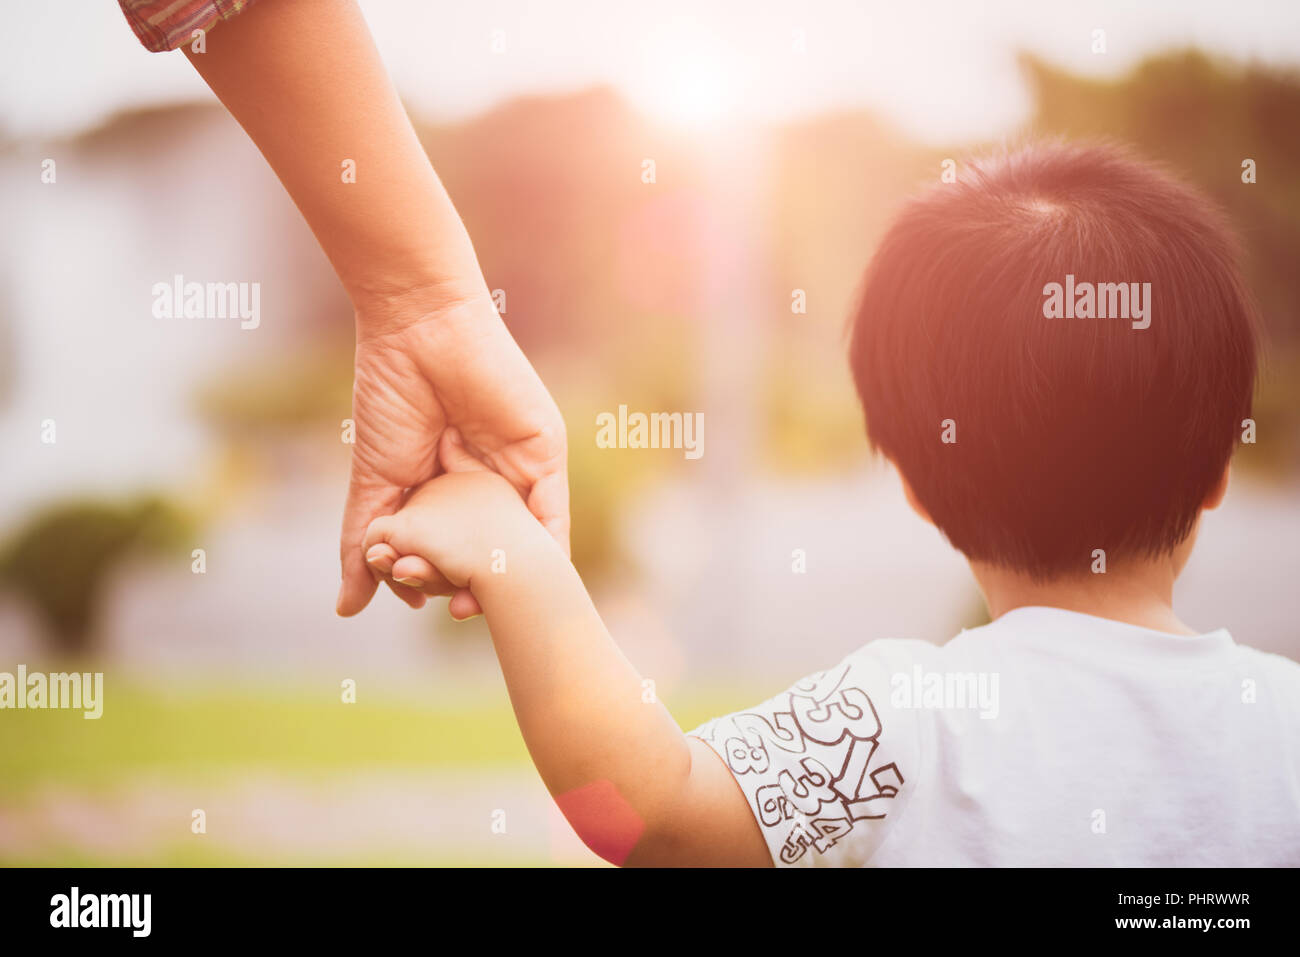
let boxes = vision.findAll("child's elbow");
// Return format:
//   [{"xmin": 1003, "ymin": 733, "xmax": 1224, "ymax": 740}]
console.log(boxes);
[{"xmin": 554, "ymin": 779, "xmax": 649, "ymax": 867}]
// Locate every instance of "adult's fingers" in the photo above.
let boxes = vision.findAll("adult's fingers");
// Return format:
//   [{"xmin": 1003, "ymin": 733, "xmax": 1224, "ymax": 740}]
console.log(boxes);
[
  {"xmin": 337, "ymin": 479, "xmax": 405, "ymax": 617},
  {"xmin": 527, "ymin": 467, "xmax": 571, "ymax": 558},
  {"xmin": 438, "ymin": 427, "xmax": 490, "ymax": 473},
  {"xmin": 389, "ymin": 580, "xmax": 429, "ymax": 610}
]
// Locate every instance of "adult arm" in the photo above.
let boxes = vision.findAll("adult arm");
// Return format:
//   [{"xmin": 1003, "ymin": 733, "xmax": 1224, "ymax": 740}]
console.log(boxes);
[{"xmin": 179, "ymin": 0, "xmax": 569, "ymax": 617}]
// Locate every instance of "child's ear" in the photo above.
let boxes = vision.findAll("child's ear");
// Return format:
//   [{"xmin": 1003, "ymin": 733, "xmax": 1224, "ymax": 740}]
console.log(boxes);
[
  {"xmin": 1202, "ymin": 464, "xmax": 1231, "ymax": 511},
  {"xmin": 899, "ymin": 473, "xmax": 934, "ymax": 527}
]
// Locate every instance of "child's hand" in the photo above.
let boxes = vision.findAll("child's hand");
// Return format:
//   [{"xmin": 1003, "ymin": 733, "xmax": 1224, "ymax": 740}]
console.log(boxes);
[{"xmin": 361, "ymin": 430, "xmax": 553, "ymax": 601}]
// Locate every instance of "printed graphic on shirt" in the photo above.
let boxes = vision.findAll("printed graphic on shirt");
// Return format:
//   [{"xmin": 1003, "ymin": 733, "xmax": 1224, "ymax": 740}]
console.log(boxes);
[{"xmin": 691, "ymin": 658, "xmax": 905, "ymax": 865}]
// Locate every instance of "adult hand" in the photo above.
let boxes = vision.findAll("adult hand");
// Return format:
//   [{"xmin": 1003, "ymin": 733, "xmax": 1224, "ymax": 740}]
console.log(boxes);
[{"xmin": 338, "ymin": 288, "xmax": 568, "ymax": 619}]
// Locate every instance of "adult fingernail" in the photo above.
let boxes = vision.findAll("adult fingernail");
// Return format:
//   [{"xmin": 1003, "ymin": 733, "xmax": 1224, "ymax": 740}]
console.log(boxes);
[{"xmin": 395, "ymin": 577, "xmax": 424, "ymax": 588}]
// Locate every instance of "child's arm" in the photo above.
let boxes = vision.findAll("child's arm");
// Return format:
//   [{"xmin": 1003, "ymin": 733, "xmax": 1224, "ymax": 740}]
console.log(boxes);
[{"xmin": 363, "ymin": 451, "xmax": 770, "ymax": 866}]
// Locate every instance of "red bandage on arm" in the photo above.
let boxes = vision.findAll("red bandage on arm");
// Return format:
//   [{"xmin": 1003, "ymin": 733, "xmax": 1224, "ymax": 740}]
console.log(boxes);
[{"xmin": 554, "ymin": 779, "xmax": 646, "ymax": 866}]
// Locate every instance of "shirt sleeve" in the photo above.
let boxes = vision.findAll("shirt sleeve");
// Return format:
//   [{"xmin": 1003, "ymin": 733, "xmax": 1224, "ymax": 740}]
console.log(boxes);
[
  {"xmin": 116, "ymin": 0, "xmax": 260, "ymax": 53},
  {"xmin": 688, "ymin": 640, "xmax": 921, "ymax": 867}
]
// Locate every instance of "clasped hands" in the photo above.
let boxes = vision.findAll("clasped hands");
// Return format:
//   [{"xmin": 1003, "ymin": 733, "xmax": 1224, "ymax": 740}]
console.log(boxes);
[{"xmin": 336, "ymin": 286, "xmax": 568, "ymax": 620}]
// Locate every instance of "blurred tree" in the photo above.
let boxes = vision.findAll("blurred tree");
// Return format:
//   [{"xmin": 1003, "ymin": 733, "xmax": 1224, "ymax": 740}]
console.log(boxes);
[
  {"xmin": 194, "ymin": 345, "xmax": 354, "ymax": 438},
  {"xmin": 0, "ymin": 496, "xmax": 192, "ymax": 656},
  {"xmin": 764, "ymin": 113, "xmax": 941, "ymax": 473},
  {"xmin": 414, "ymin": 87, "xmax": 705, "ymax": 357}
]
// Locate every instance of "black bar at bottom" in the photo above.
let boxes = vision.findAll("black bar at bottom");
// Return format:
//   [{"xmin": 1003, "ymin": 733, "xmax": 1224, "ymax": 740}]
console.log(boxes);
[{"xmin": 0, "ymin": 866, "xmax": 1282, "ymax": 944}]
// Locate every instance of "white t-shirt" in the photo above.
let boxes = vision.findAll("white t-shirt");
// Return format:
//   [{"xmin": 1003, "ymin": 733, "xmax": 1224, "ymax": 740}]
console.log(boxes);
[{"xmin": 688, "ymin": 605, "xmax": 1300, "ymax": 866}]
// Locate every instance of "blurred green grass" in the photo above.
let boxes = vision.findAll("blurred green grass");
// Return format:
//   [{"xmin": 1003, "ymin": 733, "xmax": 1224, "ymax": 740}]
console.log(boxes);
[
  {"xmin": 1, "ymin": 682, "xmax": 526, "ymax": 796},
  {"xmin": 0, "ymin": 680, "xmax": 759, "ymax": 796},
  {"xmin": 0, "ymin": 679, "xmax": 764, "ymax": 866}
]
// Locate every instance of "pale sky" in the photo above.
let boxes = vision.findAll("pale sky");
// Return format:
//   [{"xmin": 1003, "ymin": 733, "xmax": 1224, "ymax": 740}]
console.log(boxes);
[{"xmin": 1, "ymin": 0, "xmax": 1298, "ymax": 144}]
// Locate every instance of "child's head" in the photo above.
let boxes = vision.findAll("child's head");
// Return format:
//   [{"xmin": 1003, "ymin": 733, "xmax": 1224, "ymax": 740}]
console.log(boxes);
[{"xmin": 849, "ymin": 141, "xmax": 1258, "ymax": 581}]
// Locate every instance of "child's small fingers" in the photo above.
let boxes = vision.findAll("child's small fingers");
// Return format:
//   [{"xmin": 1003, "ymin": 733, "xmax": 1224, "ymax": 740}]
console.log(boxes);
[
  {"xmin": 362, "ymin": 514, "xmax": 398, "ymax": 553},
  {"xmin": 365, "ymin": 542, "xmax": 399, "ymax": 578},
  {"xmin": 390, "ymin": 554, "xmax": 441, "ymax": 591},
  {"xmin": 447, "ymin": 588, "xmax": 483, "ymax": 621}
]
